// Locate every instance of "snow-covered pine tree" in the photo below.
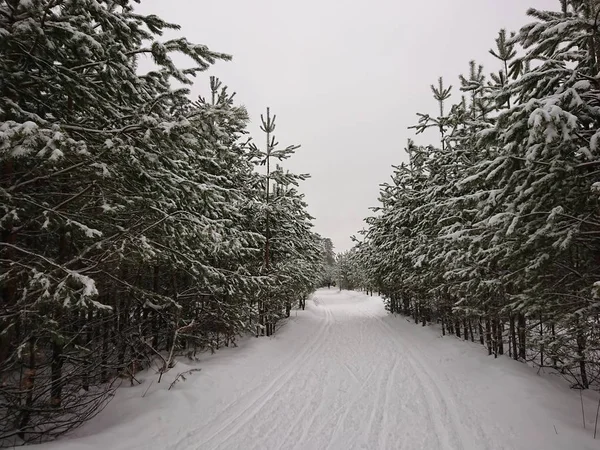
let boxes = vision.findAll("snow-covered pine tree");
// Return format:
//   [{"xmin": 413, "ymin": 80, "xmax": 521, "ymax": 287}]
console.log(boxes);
[
  {"xmin": 249, "ymin": 108, "xmax": 321, "ymax": 336},
  {"xmin": 470, "ymin": 0, "xmax": 600, "ymax": 386},
  {"xmin": 0, "ymin": 1, "xmax": 298, "ymax": 444},
  {"xmin": 320, "ymin": 237, "xmax": 337, "ymax": 288},
  {"xmin": 355, "ymin": 0, "xmax": 600, "ymax": 391}
]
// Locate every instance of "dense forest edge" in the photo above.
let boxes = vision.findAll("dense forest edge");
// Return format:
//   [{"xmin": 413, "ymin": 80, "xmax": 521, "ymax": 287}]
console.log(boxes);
[
  {"xmin": 338, "ymin": 0, "xmax": 600, "ymax": 397},
  {"xmin": 0, "ymin": 1, "xmax": 327, "ymax": 446}
]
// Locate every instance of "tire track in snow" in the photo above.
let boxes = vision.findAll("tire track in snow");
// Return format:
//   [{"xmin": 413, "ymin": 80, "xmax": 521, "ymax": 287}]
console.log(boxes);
[
  {"xmin": 320, "ymin": 312, "xmax": 382, "ymax": 450},
  {"xmin": 179, "ymin": 292, "xmax": 485, "ymax": 449},
  {"xmin": 366, "ymin": 310, "xmax": 471, "ymax": 450},
  {"xmin": 169, "ymin": 298, "xmax": 332, "ymax": 450},
  {"xmin": 285, "ymin": 307, "xmax": 353, "ymax": 450},
  {"xmin": 363, "ymin": 358, "xmax": 392, "ymax": 449},
  {"xmin": 342, "ymin": 362, "xmax": 361, "ymax": 384},
  {"xmin": 267, "ymin": 365, "xmax": 329, "ymax": 450},
  {"xmin": 386, "ymin": 317, "xmax": 491, "ymax": 449},
  {"xmin": 206, "ymin": 303, "xmax": 335, "ymax": 450},
  {"xmin": 320, "ymin": 305, "xmax": 441, "ymax": 450},
  {"xmin": 378, "ymin": 357, "xmax": 399, "ymax": 450},
  {"xmin": 338, "ymin": 306, "xmax": 444, "ymax": 450},
  {"xmin": 249, "ymin": 305, "xmax": 336, "ymax": 450},
  {"xmin": 322, "ymin": 364, "xmax": 378, "ymax": 450},
  {"xmin": 288, "ymin": 311, "xmax": 382, "ymax": 450}
]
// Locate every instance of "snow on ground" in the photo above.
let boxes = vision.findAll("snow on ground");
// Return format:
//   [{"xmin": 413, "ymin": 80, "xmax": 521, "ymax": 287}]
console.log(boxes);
[{"xmin": 29, "ymin": 289, "xmax": 599, "ymax": 450}]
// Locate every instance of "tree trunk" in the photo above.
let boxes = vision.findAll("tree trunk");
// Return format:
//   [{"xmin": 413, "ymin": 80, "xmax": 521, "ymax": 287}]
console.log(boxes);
[
  {"xmin": 403, "ymin": 295, "xmax": 410, "ymax": 315},
  {"xmin": 18, "ymin": 338, "xmax": 36, "ymax": 438},
  {"xmin": 152, "ymin": 265, "xmax": 160, "ymax": 347},
  {"xmin": 486, "ymin": 315, "xmax": 492, "ymax": 356},
  {"xmin": 539, "ymin": 313, "xmax": 544, "ymax": 367},
  {"xmin": 50, "ymin": 341, "xmax": 64, "ymax": 407},
  {"xmin": 551, "ymin": 322, "xmax": 558, "ymax": 368},
  {"xmin": 478, "ymin": 318, "xmax": 484, "ymax": 345},
  {"xmin": 82, "ymin": 309, "xmax": 93, "ymax": 391},
  {"xmin": 576, "ymin": 328, "xmax": 589, "ymax": 389},
  {"xmin": 492, "ymin": 317, "xmax": 498, "ymax": 358},
  {"xmin": 518, "ymin": 313, "xmax": 526, "ymax": 360},
  {"xmin": 468, "ymin": 319, "xmax": 474, "ymax": 343},
  {"xmin": 101, "ymin": 311, "xmax": 110, "ymax": 383},
  {"xmin": 510, "ymin": 314, "xmax": 517, "ymax": 360},
  {"xmin": 497, "ymin": 318, "xmax": 504, "ymax": 355},
  {"xmin": 0, "ymin": 160, "xmax": 17, "ymax": 367}
]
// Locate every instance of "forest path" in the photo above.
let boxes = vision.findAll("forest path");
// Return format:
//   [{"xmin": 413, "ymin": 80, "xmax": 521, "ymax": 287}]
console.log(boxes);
[
  {"xmin": 169, "ymin": 289, "xmax": 596, "ymax": 450},
  {"xmin": 34, "ymin": 289, "xmax": 597, "ymax": 450}
]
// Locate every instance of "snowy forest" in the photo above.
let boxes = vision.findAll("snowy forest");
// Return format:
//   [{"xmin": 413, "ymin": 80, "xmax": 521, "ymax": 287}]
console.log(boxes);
[
  {"xmin": 343, "ymin": 1, "xmax": 600, "ymax": 393},
  {"xmin": 0, "ymin": 0, "xmax": 329, "ymax": 445},
  {"xmin": 3, "ymin": 0, "xmax": 600, "ymax": 448}
]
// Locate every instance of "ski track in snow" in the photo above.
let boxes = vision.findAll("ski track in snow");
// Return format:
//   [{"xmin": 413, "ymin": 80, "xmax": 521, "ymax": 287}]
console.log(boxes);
[
  {"xmin": 30, "ymin": 289, "xmax": 599, "ymax": 450},
  {"xmin": 177, "ymin": 306, "xmax": 334, "ymax": 450}
]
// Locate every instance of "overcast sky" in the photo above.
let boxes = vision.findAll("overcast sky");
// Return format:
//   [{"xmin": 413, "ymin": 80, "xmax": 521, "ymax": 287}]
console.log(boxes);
[{"xmin": 136, "ymin": 0, "xmax": 557, "ymax": 252}]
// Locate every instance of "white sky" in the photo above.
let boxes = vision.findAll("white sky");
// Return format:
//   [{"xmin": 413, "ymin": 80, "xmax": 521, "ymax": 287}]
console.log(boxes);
[{"xmin": 136, "ymin": 0, "xmax": 558, "ymax": 252}]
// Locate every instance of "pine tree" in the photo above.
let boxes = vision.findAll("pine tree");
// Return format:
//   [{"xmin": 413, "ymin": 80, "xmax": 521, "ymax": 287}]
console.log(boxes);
[
  {"xmin": 355, "ymin": 0, "xmax": 600, "ymax": 391},
  {"xmin": 0, "ymin": 2, "xmax": 324, "ymax": 444},
  {"xmin": 321, "ymin": 238, "xmax": 336, "ymax": 288}
]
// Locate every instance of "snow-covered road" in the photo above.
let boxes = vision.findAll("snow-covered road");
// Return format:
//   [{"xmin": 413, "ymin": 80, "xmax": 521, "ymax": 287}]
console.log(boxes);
[{"xmin": 34, "ymin": 289, "xmax": 598, "ymax": 450}]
